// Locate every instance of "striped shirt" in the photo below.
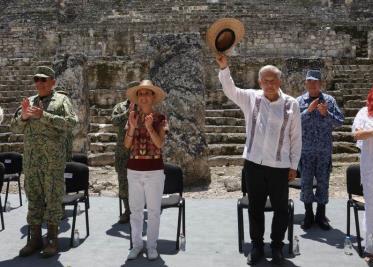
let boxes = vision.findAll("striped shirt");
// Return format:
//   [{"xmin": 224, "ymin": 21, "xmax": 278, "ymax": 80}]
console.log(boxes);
[{"xmin": 219, "ymin": 67, "xmax": 302, "ymax": 170}]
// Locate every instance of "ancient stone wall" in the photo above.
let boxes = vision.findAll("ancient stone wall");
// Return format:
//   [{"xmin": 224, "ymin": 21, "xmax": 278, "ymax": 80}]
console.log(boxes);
[{"xmin": 1, "ymin": 0, "xmax": 373, "ymax": 184}]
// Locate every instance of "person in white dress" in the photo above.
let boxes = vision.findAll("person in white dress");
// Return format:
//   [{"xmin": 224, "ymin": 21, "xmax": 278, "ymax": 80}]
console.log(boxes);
[{"xmin": 352, "ymin": 88, "xmax": 373, "ymax": 262}]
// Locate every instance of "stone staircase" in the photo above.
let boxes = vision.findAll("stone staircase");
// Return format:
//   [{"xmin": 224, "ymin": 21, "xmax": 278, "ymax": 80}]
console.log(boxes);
[
  {"xmin": 88, "ymin": 89, "xmax": 126, "ymax": 166},
  {"xmin": 206, "ymin": 62, "xmax": 373, "ymax": 167}
]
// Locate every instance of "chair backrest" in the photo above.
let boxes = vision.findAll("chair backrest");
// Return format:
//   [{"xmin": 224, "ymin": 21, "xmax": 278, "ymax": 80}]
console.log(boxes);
[
  {"xmin": 346, "ymin": 164, "xmax": 363, "ymax": 197},
  {"xmin": 0, "ymin": 152, "xmax": 22, "ymax": 175},
  {"xmin": 163, "ymin": 163, "xmax": 183, "ymax": 195},
  {"xmin": 71, "ymin": 153, "xmax": 88, "ymax": 165},
  {"xmin": 0, "ymin": 162, "xmax": 5, "ymax": 191},
  {"xmin": 64, "ymin": 162, "xmax": 89, "ymax": 194}
]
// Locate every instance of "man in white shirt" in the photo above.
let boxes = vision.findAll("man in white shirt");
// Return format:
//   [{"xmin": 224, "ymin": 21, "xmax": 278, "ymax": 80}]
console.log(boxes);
[{"xmin": 216, "ymin": 54, "xmax": 302, "ymax": 265}]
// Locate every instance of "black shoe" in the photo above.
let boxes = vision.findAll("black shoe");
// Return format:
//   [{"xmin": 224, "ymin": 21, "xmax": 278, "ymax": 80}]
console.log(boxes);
[
  {"xmin": 301, "ymin": 203, "xmax": 314, "ymax": 230},
  {"xmin": 271, "ymin": 247, "xmax": 284, "ymax": 265},
  {"xmin": 315, "ymin": 204, "xmax": 331, "ymax": 231},
  {"xmin": 247, "ymin": 246, "xmax": 264, "ymax": 265}
]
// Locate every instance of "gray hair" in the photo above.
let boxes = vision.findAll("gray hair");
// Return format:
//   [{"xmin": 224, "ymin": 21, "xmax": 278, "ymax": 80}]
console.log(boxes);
[{"xmin": 258, "ymin": 65, "xmax": 282, "ymax": 80}]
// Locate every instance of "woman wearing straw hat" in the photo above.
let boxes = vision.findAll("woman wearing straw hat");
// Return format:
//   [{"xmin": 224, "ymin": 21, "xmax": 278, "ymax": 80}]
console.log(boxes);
[{"xmin": 124, "ymin": 80, "xmax": 168, "ymax": 261}]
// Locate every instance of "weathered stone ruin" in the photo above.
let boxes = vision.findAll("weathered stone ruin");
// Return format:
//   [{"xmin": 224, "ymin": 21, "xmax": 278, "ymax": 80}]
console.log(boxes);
[{"xmin": 0, "ymin": 0, "xmax": 373, "ymax": 184}]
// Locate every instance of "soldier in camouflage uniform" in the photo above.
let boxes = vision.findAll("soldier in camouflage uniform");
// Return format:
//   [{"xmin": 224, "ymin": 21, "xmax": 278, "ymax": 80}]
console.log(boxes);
[
  {"xmin": 111, "ymin": 98, "xmax": 131, "ymax": 223},
  {"xmin": 297, "ymin": 70, "xmax": 344, "ymax": 231},
  {"xmin": 10, "ymin": 66, "xmax": 78, "ymax": 258}
]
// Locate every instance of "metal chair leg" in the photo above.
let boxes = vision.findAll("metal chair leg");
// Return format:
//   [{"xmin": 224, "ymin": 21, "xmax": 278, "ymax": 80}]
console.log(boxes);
[
  {"xmin": 17, "ymin": 178, "xmax": 22, "ymax": 206},
  {"xmin": 70, "ymin": 203, "xmax": 78, "ymax": 247},
  {"xmin": 85, "ymin": 199, "xmax": 90, "ymax": 236},
  {"xmin": 288, "ymin": 201, "xmax": 294, "ymax": 254},
  {"xmin": 237, "ymin": 205, "xmax": 244, "ymax": 253},
  {"xmin": 353, "ymin": 206, "xmax": 363, "ymax": 257},
  {"xmin": 176, "ymin": 206, "xmax": 182, "ymax": 250},
  {"xmin": 347, "ymin": 201, "xmax": 351, "ymax": 236},
  {"xmin": 119, "ymin": 197, "xmax": 123, "ymax": 216},
  {"xmin": 0, "ymin": 196, "xmax": 4, "ymax": 230},
  {"xmin": 3, "ymin": 181, "xmax": 10, "ymax": 212},
  {"xmin": 182, "ymin": 201, "xmax": 185, "ymax": 237}
]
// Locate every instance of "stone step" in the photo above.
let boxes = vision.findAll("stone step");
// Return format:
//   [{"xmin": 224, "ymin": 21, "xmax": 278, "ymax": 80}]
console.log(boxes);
[
  {"xmin": 206, "ymin": 103, "xmax": 239, "ymax": 110},
  {"xmin": 344, "ymin": 100, "xmax": 366, "ymax": 109},
  {"xmin": 332, "ymin": 132, "xmax": 354, "ymax": 142},
  {"xmin": 88, "ymin": 152, "xmax": 115, "ymax": 166},
  {"xmin": 344, "ymin": 117, "xmax": 355, "ymax": 125},
  {"xmin": 205, "ymin": 125, "xmax": 245, "ymax": 133},
  {"xmin": 205, "ymin": 109, "xmax": 243, "ymax": 118},
  {"xmin": 340, "ymin": 87, "xmax": 372, "ymax": 95},
  {"xmin": 0, "ymin": 125, "xmax": 10, "ymax": 134},
  {"xmin": 89, "ymin": 142, "xmax": 116, "ymax": 153},
  {"xmin": 334, "ymin": 125, "xmax": 351, "ymax": 132},
  {"xmin": 208, "ymin": 153, "xmax": 361, "ymax": 167},
  {"xmin": 208, "ymin": 155, "xmax": 244, "ymax": 167},
  {"xmin": 90, "ymin": 115, "xmax": 112, "ymax": 124},
  {"xmin": 0, "ymin": 132, "xmax": 23, "ymax": 142},
  {"xmin": 332, "ymin": 142, "xmax": 359, "ymax": 154},
  {"xmin": 206, "ymin": 133, "xmax": 246, "ymax": 144},
  {"xmin": 342, "ymin": 94, "xmax": 367, "ymax": 101},
  {"xmin": 332, "ymin": 78, "xmax": 373, "ymax": 84},
  {"xmin": 208, "ymin": 143, "xmax": 244, "ymax": 156},
  {"xmin": 90, "ymin": 107, "xmax": 114, "ymax": 117},
  {"xmin": 0, "ymin": 90, "xmax": 35, "ymax": 98},
  {"xmin": 89, "ymin": 123, "xmax": 116, "ymax": 133},
  {"xmin": 332, "ymin": 153, "xmax": 360, "ymax": 163},
  {"xmin": 88, "ymin": 133, "xmax": 117, "ymax": 143},
  {"xmin": 336, "ymin": 83, "xmax": 371, "ymax": 89},
  {"xmin": 0, "ymin": 142, "xmax": 23, "ymax": 153},
  {"xmin": 342, "ymin": 108, "xmax": 361, "ymax": 117},
  {"xmin": 205, "ymin": 117, "xmax": 245, "ymax": 126}
]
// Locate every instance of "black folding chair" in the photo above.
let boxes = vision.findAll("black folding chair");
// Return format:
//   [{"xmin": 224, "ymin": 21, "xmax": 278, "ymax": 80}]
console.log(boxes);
[
  {"xmin": 0, "ymin": 152, "xmax": 23, "ymax": 211},
  {"xmin": 63, "ymin": 162, "xmax": 90, "ymax": 247},
  {"xmin": 0, "ymin": 163, "xmax": 5, "ymax": 230},
  {"xmin": 237, "ymin": 168, "xmax": 294, "ymax": 254},
  {"xmin": 72, "ymin": 153, "xmax": 88, "ymax": 165},
  {"xmin": 162, "ymin": 163, "xmax": 186, "ymax": 250},
  {"xmin": 346, "ymin": 164, "xmax": 365, "ymax": 257},
  {"xmin": 288, "ymin": 170, "xmax": 317, "ymax": 190},
  {"xmin": 129, "ymin": 163, "xmax": 186, "ymax": 250}
]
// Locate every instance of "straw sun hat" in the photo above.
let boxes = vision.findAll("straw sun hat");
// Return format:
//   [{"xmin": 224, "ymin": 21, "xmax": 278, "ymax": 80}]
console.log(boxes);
[
  {"xmin": 206, "ymin": 18, "xmax": 245, "ymax": 54},
  {"xmin": 126, "ymin": 80, "xmax": 166, "ymax": 104}
]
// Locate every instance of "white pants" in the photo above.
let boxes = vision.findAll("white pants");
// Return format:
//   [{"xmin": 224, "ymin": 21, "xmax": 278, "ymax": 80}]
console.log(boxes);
[
  {"xmin": 127, "ymin": 169, "xmax": 165, "ymax": 250},
  {"xmin": 362, "ymin": 169, "xmax": 373, "ymax": 254}
]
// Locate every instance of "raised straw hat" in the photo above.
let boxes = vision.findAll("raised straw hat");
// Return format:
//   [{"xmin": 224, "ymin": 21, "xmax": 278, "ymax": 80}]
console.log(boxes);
[{"xmin": 206, "ymin": 18, "xmax": 245, "ymax": 54}]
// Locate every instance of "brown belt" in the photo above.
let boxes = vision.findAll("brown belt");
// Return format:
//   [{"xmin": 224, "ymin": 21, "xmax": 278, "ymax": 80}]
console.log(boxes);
[{"xmin": 130, "ymin": 155, "xmax": 161, "ymax": 159}]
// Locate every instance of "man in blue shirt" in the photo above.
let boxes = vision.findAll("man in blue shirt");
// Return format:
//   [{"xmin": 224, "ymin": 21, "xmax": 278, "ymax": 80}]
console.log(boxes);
[{"xmin": 297, "ymin": 70, "xmax": 344, "ymax": 230}]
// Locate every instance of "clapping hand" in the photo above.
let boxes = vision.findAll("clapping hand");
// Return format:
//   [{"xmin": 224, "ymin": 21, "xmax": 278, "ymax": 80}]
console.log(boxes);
[
  {"xmin": 128, "ymin": 104, "xmax": 138, "ymax": 129},
  {"xmin": 317, "ymin": 102, "xmax": 328, "ymax": 116},
  {"xmin": 144, "ymin": 113, "xmax": 154, "ymax": 132}
]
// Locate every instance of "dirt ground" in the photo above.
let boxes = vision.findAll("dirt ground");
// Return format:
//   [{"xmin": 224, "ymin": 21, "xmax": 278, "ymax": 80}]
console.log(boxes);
[{"xmin": 2, "ymin": 164, "xmax": 350, "ymax": 201}]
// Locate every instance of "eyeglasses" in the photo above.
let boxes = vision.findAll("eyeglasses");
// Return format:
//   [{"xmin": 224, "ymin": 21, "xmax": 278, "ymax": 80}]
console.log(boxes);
[{"xmin": 33, "ymin": 77, "xmax": 48, "ymax": 83}]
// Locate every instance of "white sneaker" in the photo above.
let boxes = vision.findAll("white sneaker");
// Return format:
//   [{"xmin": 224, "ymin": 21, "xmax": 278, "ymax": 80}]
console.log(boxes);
[
  {"xmin": 147, "ymin": 248, "xmax": 159, "ymax": 261},
  {"xmin": 127, "ymin": 247, "xmax": 143, "ymax": 260}
]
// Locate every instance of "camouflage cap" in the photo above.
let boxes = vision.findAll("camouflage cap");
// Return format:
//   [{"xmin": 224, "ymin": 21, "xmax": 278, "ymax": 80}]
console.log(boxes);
[{"xmin": 34, "ymin": 66, "xmax": 55, "ymax": 79}]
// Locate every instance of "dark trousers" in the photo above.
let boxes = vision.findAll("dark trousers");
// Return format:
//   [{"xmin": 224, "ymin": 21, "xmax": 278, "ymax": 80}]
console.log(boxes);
[{"xmin": 244, "ymin": 160, "xmax": 289, "ymax": 248}]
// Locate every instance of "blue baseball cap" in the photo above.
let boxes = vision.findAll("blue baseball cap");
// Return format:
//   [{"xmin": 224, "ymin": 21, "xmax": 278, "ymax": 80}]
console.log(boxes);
[{"xmin": 306, "ymin": 70, "xmax": 321, "ymax": 81}]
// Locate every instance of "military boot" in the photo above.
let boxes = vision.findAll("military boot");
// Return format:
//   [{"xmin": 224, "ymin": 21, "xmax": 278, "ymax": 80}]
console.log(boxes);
[
  {"xmin": 42, "ymin": 224, "xmax": 59, "ymax": 258},
  {"xmin": 301, "ymin": 203, "xmax": 314, "ymax": 230},
  {"xmin": 315, "ymin": 204, "xmax": 331, "ymax": 231},
  {"xmin": 19, "ymin": 225, "xmax": 43, "ymax": 257},
  {"xmin": 118, "ymin": 198, "xmax": 131, "ymax": 224}
]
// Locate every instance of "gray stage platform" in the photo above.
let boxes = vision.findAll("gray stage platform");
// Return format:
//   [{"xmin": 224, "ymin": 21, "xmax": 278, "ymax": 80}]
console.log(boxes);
[{"xmin": 0, "ymin": 194, "xmax": 369, "ymax": 267}]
